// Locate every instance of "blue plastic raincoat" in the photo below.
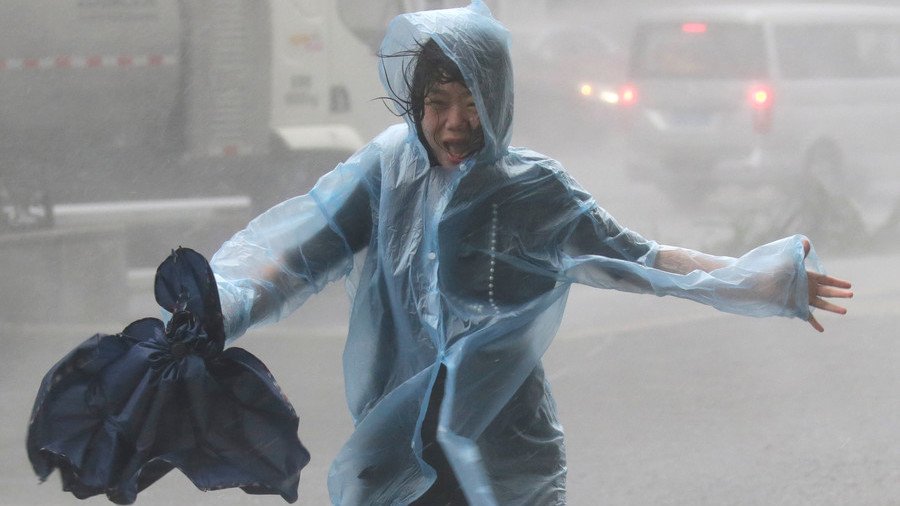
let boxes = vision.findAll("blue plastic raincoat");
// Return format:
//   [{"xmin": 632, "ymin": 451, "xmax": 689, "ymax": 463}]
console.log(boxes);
[{"xmin": 210, "ymin": 2, "xmax": 821, "ymax": 504}]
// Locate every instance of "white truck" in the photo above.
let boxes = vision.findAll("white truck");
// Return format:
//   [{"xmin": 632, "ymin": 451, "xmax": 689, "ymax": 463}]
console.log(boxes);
[{"xmin": 0, "ymin": 0, "xmax": 401, "ymax": 221}]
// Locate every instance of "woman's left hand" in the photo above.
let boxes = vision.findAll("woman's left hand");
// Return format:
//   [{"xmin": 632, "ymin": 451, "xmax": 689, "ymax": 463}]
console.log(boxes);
[{"xmin": 804, "ymin": 239, "xmax": 853, "ymax": 332}]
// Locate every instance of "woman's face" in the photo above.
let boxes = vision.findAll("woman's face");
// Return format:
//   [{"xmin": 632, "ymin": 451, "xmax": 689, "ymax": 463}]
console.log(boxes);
[{"xmin": 421, "ymin": 80, "xmax": 483, "ymax": 169}]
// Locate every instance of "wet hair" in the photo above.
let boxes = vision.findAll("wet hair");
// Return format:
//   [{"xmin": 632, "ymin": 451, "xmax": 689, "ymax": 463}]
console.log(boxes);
[
  {"xmin": 379, "ymin": 39, "xmax": 476, "ymax": 163},
  {"xmin": 380, "ymin": 39, "xmax": 467, "ymax": 127}
]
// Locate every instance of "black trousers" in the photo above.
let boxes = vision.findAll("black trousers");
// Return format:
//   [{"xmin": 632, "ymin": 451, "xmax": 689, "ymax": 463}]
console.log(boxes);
[{"xmin": 410, "ymin": 366, "xmax": 469, "ymax": 506}]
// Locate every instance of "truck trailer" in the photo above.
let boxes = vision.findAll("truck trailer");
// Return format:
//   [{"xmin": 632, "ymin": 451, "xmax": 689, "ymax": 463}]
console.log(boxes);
[{"xmin": 0, "ymin": 0, "xmax": 396, "ymax": 219}]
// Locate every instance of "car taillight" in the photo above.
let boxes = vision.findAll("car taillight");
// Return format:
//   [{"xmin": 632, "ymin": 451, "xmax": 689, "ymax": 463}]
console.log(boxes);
[
  {"xmin": 682, "ymin": 22, "xmax": 708, "ymax": 34},
  {"xmin": 619, "ymin": 83, "xmax": 638, "ymax": 106},
  {"xmin": 748, "ymin": 83, "xmax": 774, "ymax": 133}
]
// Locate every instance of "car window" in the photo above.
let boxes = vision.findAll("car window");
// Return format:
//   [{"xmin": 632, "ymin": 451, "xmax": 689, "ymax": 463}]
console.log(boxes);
[{"xmin": 630, "ymin": 22, "xmax": 767, "ymax": 79}]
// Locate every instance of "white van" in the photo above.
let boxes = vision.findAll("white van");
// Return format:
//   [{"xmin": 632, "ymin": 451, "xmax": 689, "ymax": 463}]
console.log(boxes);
[{"xmin": 620, "ymin": 4, "xmax": 900, "ymax": 212}]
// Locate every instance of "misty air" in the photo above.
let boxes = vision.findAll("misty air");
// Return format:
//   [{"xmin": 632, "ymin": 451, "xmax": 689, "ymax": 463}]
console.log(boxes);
[{"xmin": 3, "ymin": 1, "xmax": 897, "ymax": 505}]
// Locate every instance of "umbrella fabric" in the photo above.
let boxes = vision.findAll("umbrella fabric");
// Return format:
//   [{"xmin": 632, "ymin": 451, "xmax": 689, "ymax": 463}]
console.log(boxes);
[{"xmin": 27, "ymin": 248, "xmax": 309, "ymax": 504}]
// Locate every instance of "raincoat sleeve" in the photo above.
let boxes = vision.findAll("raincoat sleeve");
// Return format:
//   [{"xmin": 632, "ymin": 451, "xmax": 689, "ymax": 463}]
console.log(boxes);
[
  {"xmin": 210, "ymin": 143, "xmax": 380, "ymax": 342},
  {"xmin": 553, "ymin": 172, "xmax": 821, "ymax": 321}
]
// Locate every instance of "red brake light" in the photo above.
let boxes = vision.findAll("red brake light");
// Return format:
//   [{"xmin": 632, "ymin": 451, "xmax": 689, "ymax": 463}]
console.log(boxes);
[
  {"xmin": 619, "ymin": 84, "xmax": 638, "ymax": 106},
  {"xmin": 681, "ymin": 22, "xmax": 707, "ymax": 34}
]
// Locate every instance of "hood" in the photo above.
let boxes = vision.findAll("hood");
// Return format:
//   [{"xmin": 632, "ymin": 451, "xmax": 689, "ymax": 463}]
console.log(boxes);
[{"xmin": 378, "ymin": 1, "xmax": 514, "ymax": 163}]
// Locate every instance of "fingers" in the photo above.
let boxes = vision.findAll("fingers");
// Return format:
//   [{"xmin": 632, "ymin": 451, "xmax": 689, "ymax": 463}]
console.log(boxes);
[
  {"xmin": 811, "ymin": 296, "xmax": 848, "ymax": 315},
  {"xmin": 805, "ymin": 269, "xmax": 853, "ymax": 332},
  {"xmin": 817, "ymin": 274, "xmax": 852, "ymax": 290},
  {"xmin": 817, "ymin": 285, "xmax": 853, "ymax": 299},
  {"xmin": 808, "ymin": 314, "xmax": 824, "ymax": 333},
  {"xmin": 808, "ymin": 270, "xmax": 854, "ymax": 302},
  {"xmin": 802, "ymin": 238, "xmax": 811, "ymax": 258}
]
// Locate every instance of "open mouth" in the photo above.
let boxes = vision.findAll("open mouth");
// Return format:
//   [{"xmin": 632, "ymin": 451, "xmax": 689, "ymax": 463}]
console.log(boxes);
[
  {"xmin": 444, "ymin": 145, "xmax": 469, "ymax": 164},
  {"xmin": 441, "ymin": 135, "xmax": 483, "ymax": 164}
]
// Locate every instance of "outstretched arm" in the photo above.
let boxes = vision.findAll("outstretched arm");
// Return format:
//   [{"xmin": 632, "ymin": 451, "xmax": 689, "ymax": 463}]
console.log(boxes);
[
  {"xmin": 535, "ymin": 168, "xmax": 849, "ymax": 329},
  {"xmin": 653, "ymin": 239, "xmax": 852, "ymax": 332}
]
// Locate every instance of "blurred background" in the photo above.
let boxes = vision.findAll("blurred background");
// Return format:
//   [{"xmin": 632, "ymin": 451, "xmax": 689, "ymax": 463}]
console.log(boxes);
[{"xmin": 2, "ymin": 1, "xmax": 899, "ymax": 504}]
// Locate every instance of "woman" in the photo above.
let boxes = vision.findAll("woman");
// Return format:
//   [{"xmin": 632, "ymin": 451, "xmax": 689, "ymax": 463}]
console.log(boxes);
[{"xmin": 210, "ymin": 2, "xmax": 851, "ymax": 504}]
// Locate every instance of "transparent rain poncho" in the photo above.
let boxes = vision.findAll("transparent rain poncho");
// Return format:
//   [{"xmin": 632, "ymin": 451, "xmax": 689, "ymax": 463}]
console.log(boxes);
[{"xmin": 210, "ymin": 2, "xmax": 822, "ymax": 504}]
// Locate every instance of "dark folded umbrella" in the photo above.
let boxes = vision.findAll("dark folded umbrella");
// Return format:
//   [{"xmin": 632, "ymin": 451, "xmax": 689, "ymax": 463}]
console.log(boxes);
[{"xmin": 26, "ymin": 248, "xmax": 309, "ymax": 504}]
